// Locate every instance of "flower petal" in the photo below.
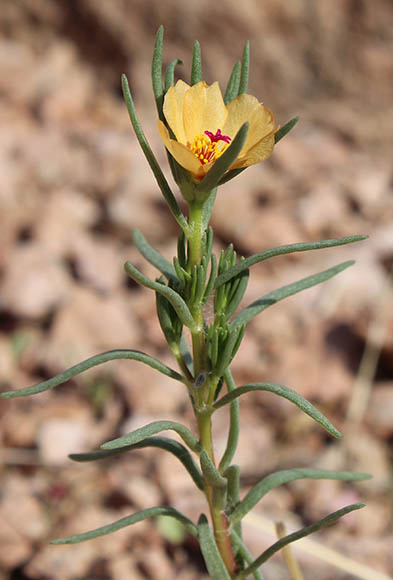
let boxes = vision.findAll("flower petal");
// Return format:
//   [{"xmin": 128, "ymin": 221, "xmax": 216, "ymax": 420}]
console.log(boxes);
[
  {"xmin": 163, "ymin": 80, "xmax": 190, "ymax": 144},
  {"xmin": 224, "ymin": 95, "xmax": 275, "ymax": 156},
  {"xmin": 157, "ymin": 120, "xmax": 173, "ymax": 151},
  {"xmin": 158, "ymin": 120, "xmax": 203, "ymax": 177},
  {"xmin": 223, "ymin": 94, "xmax": 260, "ymax": 139},
  {"xmin": 183, "ymin": 81, "xmax": 228, "ymax": 144},
  {"xmin": 230, "ymin": 132, "xmax": 275, "ymax": 169},
  {"xmin": 170, "ymin": 141, "xmax": 205, "ymax": 177}
]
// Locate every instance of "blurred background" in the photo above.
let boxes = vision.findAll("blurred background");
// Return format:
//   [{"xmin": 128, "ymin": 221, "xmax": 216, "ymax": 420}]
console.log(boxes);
[{"xmin": 0, "ymin": 1, "xmax": 392, "ymax": 579}]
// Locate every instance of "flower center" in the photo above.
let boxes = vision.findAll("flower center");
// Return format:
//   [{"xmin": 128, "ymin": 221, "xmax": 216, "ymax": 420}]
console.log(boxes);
[{"xmin": 189, "ymin": 129, "xmax": 231, "ymax": 165}]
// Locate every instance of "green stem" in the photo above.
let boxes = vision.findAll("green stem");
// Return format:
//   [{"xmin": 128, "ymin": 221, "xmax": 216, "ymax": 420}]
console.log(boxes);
[
  {"xmin": 187, "ymin": 199, "xmax": 237, "ymax": 578},
  {"xmin": 197, "ymin": 408, "xmax": 236, "ymax": 576},
  {"xmin": 188, "ymin": 201, "xmax": 204, "ymax": 271},
  {"xmin": 188, "ymin": 201, "xmax": 206, "ymax": 381}
]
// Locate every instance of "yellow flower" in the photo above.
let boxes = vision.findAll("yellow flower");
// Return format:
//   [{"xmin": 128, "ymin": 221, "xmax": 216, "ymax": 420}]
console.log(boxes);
[{"xmin": 158, "ymin": 80, "xmax": 277, "ymax": 181}]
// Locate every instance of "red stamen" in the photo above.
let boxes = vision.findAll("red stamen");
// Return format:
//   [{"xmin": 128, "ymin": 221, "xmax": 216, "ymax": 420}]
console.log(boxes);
[{"xmin": 204, "ymin": 129, "xmax": 231, "ymax": 144}]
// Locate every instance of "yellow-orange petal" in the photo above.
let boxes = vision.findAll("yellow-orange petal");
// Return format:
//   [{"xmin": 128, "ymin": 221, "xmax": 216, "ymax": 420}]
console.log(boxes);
[
  {"xmin": 157, "ymin": 119, "xmax": 173, "ymax": 151},
  {"xmin": 224, "ymin": 94, "xmax": 275, "ymax": 156},
  {"xmin": 223, "ymin": 94, "xmax": 260, "ymax": 139},
  {"xmin": 170, "ymin": 140, "xmax": 205, "ymax": 177},
  {"xmin": 162, "ymin": 80, "xmax": 190, "ymax": 144},
  {"xmin": 158, "ymin": 120, "xmax": 204, "ymax": 178},
  {"xmin": 230, "ymin": 132, "xmax": 275, "ymax": 169},
  {"xmin": 183, "ymin": 81, "xmax": 228, "ymax": 144}
]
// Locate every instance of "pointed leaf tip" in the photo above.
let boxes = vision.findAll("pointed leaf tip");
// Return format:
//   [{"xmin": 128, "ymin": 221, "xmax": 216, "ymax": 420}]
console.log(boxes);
[
  {"xmin": 275, "ymin": 116, "xmax": 300, "ymax": 144},
  {"xmin": 224, "ymin": 60, "xmax": 241, "ymax": 104},
  {"xmin": 239, "ymin": 40, "xmax": 250, "ymax": 95},
  {"xmin": 215, "ymin": 234, "xmax": 368, "ymax": 289},
  {"xmin": 51, "ymin": 506, "xmax": 197, "ymax": 545},
  {"xmin": 231, "ymin": 468, "xmax": 370, "ymax": 525},
  {"xmin": 214, "ymin": 383, "xmax": 342, "ymax": 439},
  {"xmin": 237, "ymin": 503, "xmax": 365, "ymax": 578},
  {"xmin": 191, "ymin": 40, "xmax": 202, "ymax": 85},
  {"xmin": 0, "ymin": 349, "xmax": 183, "ymax": 398},
  {"xmin": 230, "ymin": 260, "xmax": 356, "ymax": 328}
]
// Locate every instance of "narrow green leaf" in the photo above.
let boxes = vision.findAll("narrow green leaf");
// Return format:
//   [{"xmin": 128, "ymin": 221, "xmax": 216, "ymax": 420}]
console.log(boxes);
[
  {"xmin": 225, "ymin": 465, "xmax": 241, "ymax": 512},
  {"xmin": 201, "ymin": 189, "xmax": 217, "ymax": 230},
  {"xmin": 231, "ymin": 468, "xmax": 371, "ymax": 524},
  {"xmin": 204, "ymin": 226, "xmax": 214, "ymax": 263},
  {"xmin": 152, "ymin": 26, "xmax": 164, "ymax": 116},
  {"xmin": 69, "ymin": 436, "xmax": 204, "ymax": 490},
  {"xmin": 189, "ymin": 264, "xmax": 199, "ymax": 302},
  {"xmin": 215, "ymin": 235, "xmax": 368, "ymax": 289},
  {"xmin": 225, "ymin": 465, "xmax": 242, "ymax": 545},
  {"xmin": 274, "ymin": 116, "xmax": 299, "ymax": 144},
  {"xmin": 230, "ymin": 325, "xmax": 245, "ymax": 364},
  {"xmin": 218, "ymin": 167, "xmax": 246, "ymax": 186},
  {"xmin": 200, "ymin": 450, "xmax": 227, "ymax": 489},
  {"xmin": 231, "ymin": 531, "xmax": 264, "ymax": 580},
  {"xmin": 224, "ymin": 61, "xmax": 241, "ymax": 104},
  {"xmin": 191, "ymin": 40, "xmax": 202, "ymax": 85},
  {"xmin": 214, "ymin": 328, "xmax": 244, "ymax": 379},
  {"xmin": 218, "ymin": 370, "xmax": 240, "ymax": 472},
  {"xmin": 225, "ymin": 269, "xmax": 249, "ymax": 320},
  {"xmin": 226, "ymin": 244, "xmax": 236, "ymax": 267},
  {"xmin": 177, "ymin": 229, "xmax": 187, "ymax": 269},
  {"xmin": 198, "ymin": 514, "xmax": 232, "ymax": 580},
  {"xmin": 51, "ymin": 506, "xmax": 197, "ymax": 545},
  {"xmin": 132, "ymin": 229, "xmax": 177, "ymax": 283},
  {"xmin": 239, "ymin": 41, "xmax": 250, "ymax": 95},
  {"xmin": 172, "ymin": 257, "xmax": 188, "ymax": 285},
  {"xmin": 202, "ymin": 253, "xmax": 217, "ymax": 305},
  {"xmin": 214, "ymin": 383, "xmax": 342, "ymax": 439},
  {"xmin": 209, "ymin": 327, "xmax": 220, "ymax": 368},
  {"xmin": 230, "ymin": 260, "xmax": 355, "ymax": 328},
  {"xmin": 0, "ymin": 350, "xmax": 183, "ymax": 399},
  {"xmin": 165, "ymin": 58, "xmax": 184, "ymax": 92},
  {"xmin": 213, "ymin": 376, "xmax": 225, "ymax": 402},
  {"xmin": 238, "ymin": 504, "xmax": 365, "ymax": 578},
  {"xmin": 196, "ymin": 123, "xmax": 249, "ymax": 194},
  {"xmin": 156, "ymin": 291, "xmax": 180, "ymax": 346},
  {"xmin": 101, "ymin": 420, "xmax": 200, "ymax": 453},
  {"xmin": 179, "ymin": 334, "xmax": 194, "ymax": 374},
  {"xmin": 121, "ymin": 74, "xmax": 188, "ymax": 231},
  {"xmin": 195, "ymin": 263, "xmax": 207, "ymax": 304},
  {"xmin": 124, "ymin": 261, "xmax": 196, "ymax": 330}
]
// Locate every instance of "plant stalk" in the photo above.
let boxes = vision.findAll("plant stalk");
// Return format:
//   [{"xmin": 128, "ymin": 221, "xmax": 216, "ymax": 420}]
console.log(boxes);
[{"xmin": 187, "ymin": 199, "xmax": 237, "ymax": 578}]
